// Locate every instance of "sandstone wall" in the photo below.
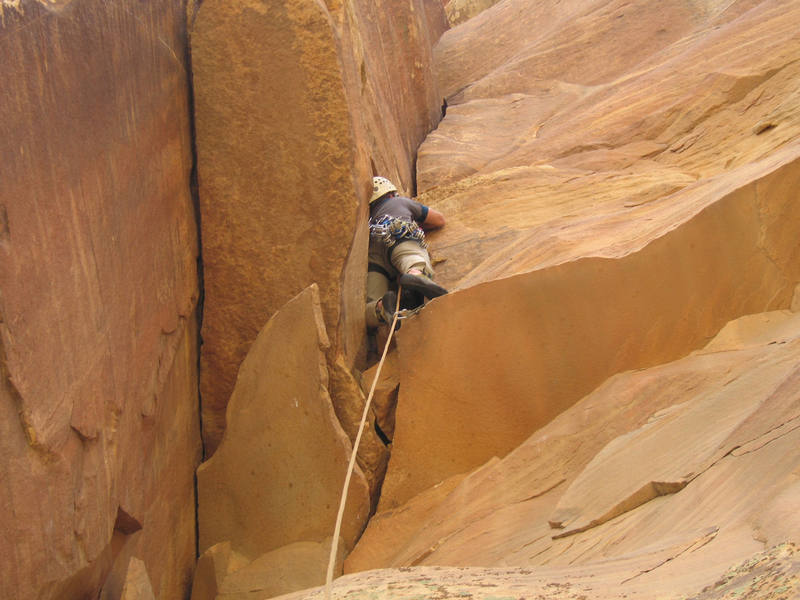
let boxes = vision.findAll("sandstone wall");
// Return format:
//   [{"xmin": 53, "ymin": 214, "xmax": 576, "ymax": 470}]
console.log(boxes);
[
  {"xmin": 326, "ymin": 301, "xmax": 800, "ymax": 597},
  {"xmin": 192, "ymin": 0, "xmax": 446, "ymax": 454},
  {"xmin": 379, "ymin": 0, "xmax": 800, "ymax": 510},
  {"xmin": 0, "ymin": 2, "xmax": 200, "ymax": 598},
  {"xmin": 381, "ymin": 149, "xmax": 800, "ymax": 509},
  {"xmin": 197, "ymin": 285, "xmax": 370, "ymax": 561},
  {"xmin": 345, "ymin": 300, "xmax": 800, "ymax": 597}
]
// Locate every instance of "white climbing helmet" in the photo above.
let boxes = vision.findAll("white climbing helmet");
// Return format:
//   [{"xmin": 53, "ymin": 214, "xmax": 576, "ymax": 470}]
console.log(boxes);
[{"xmin": 370, "ymin": 176, "xmax": 397, "ymax": 204}]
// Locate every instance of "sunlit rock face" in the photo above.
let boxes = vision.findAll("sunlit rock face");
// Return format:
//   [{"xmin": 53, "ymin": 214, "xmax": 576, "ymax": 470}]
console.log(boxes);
[
  {"xmin": 377, "ymin": 0, "xmax": 800, "ymax": 506},
  {"xmin": 345, "ymin": 301, "xmax": 800, "ymax": 597},
  {"xmin": 420, "ymin": 0, "xmax": 800, "ymax": 288},
  {"xmin": 192, "ymin": 0, "xmax": 446, "ymax": 454},
  {"xmin": 382, "ymin": 154, "xmax": 800, "ymax": 509},
  {"xmin": 197, "ymin": 285, "xmax": 370, "ymax": 562},
  {"xmin": 288, "ymin": 543, "xmax": 800, "ymax": 600},
  {"xmin": 0, "ymin": 2, "xmax": 201, "ymax": 599},
  {"xmin": 367, "ymin": 302, "xmax": 800, "ymax": 554},
  {"xmin": 342, "ymin": 0, "xmax": 800, "ymax": 597}
]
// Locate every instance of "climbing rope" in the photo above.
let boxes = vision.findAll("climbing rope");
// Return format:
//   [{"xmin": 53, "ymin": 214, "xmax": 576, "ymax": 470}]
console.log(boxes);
[{"xmin": 324, "ymin": 287, "xmax": 404, "ymax": 600}]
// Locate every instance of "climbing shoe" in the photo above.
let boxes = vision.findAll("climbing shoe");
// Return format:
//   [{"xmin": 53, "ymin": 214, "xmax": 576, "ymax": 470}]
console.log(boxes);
[
  {"xmin": 378, "ymin": 290, "xmax": 401, "ymax": 329},
  {"xmin": 398, "ymin": 273, "xmax": 448, "ymax": 299},
  {"xmin": 400, "ymin": 288, "xmax": 425, "ymax": 310}
]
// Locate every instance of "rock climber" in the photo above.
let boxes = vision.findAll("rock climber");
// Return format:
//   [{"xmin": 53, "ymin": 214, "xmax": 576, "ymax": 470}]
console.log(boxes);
[{"xmin": 365, "ymin": 175, "xmax": 448, "ymax": 328}]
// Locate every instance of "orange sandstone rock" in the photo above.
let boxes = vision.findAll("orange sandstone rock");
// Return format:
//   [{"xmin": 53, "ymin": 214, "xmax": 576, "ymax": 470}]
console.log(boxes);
[
  {"xmin": 192, "ymin": 0, "xmax": 446, "ymax": 454},
  {"xmin": 190, "ymin": 542, "xmax": 250, "ymax": 600},
  {"xmin": 0, "ymin": 3, "xmax": 201, "ymax": 599},
  {"xmin": 197, "ymin": 285, "xmax": 370, "ymax": 560},
  {"xmin": 328, "ymin": 356, "xmax": 389, "ymax": 509},
  {"xmin": 282, "ymin": 543, "xmax": 800, "ymax": 600},
  {"xmin": 445, "ymin": 0, "xmax": 502, "ymax": 26},
  {"xmin": 346, "ymin": 305, "xmax": 800, "ymax": 598},
  {"xmin": 360, "ymin": 350, "xmax": 400, "ymax": 440},
  {"xmin": 377, "ymin": 0, "xmax": 800, "ymax": 510},
  {"xmin": 216, "ymin": 538, "xmax": 343, "ymax": 599},
  {"xmin": 420, "ymin": 0, "xmax": 800, "ymax": 289},
  {"xmin": 382, "ymin": 151, "xmax": 800, "ymax": 510},
  {"xmin": 345, "ymin": 4, "xmax": 800, "ymax": 597},
  {"xmin": 118, "ymin": 559, "xmax": 156, "ymax": 600}
]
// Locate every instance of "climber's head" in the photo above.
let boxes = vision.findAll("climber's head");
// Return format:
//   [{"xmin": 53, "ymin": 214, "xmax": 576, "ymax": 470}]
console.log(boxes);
[{"xmin": 370, "ymin": 176, "xmax": 397, "ymax": 204}]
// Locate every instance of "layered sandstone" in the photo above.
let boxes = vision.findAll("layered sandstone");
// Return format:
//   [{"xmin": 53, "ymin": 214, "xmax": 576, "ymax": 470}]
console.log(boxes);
[
  {"xmin": 379, "ymin": 0, "xmax": 800, "ymax": 509},
  {"xmin": 381, "ymin": 151, "xmax": 800, "ymax": 508},
  {"xmin": 284, "ymin": 543, "xmax": 800, "ymax": 599},
  {"xmin": 0, "ymin": 2, "xmax": 200, "ymax": 599},
  {"xmin": 192, "ymin": 0, "xmax": 447, "ymax": 454},
  {"xmin": 339, "ymin": 0, "xmax": 800, "ymax": 597},
  {"xmin": 420, "ymin": 0, "xmax": 800, "ymax": 287},
  {"xmin": 345, "ymin": 303, "xmax": 800, "ymax": 598},
  {"xmin": 6, "ymin": 0, "xmax": 800, "ymax": 599}
]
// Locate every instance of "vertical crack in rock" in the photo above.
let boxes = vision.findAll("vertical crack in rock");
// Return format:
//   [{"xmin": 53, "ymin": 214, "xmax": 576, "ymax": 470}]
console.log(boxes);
[{"xmin": 0, "ymin": 204, "xmax": 9, "ymax": 242}]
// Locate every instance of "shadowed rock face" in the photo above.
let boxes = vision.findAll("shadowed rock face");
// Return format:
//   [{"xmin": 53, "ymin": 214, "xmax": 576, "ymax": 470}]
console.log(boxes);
[
  {"xmin": 0, "ymin": 1, "xmax": 201, "ymax": 599},
  {"xmin": 192, "ymin": 0, "xmax": 447, "ymax": 454}
]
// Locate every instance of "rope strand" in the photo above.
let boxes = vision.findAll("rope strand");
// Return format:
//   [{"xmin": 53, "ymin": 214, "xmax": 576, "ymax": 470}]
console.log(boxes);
[{"xmin": 324, "ymin": 287, "xmax": 403, "ymax": 599}]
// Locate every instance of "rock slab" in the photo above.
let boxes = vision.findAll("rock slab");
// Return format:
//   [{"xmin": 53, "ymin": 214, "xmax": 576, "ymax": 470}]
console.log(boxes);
[{"xmin": 197, "ymin": 285, "xmax": 370, "ymax": 560}]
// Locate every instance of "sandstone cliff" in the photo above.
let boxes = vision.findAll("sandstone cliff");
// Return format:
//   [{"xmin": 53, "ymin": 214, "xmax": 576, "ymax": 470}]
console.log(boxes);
[
  {"xmin": 1, "ymin": 0, "xmax": 449, "ymax": 596},
  {"xmin": 333, "ymin": 0, "xmax": 800, "ymax": 597},
  {"xmin": 1, "ymin": 1, "xmax": 200, "ymax": 599},
  {"xmin": 191, "ymin": 0, "xmax": 447, "ymax": 454},
  {"xmin": 5, "ymin": 0, "xmax": 800, "ymax": 598},
  {"xmin": 375, "ymin": 0, "xmax": 800, "ymax": 507}
]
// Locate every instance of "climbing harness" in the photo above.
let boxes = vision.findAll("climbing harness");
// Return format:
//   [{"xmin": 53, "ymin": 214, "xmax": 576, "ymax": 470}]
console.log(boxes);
[
  {"xmin": 369, "ymin": 215, "xmax": 428, "ymax": 249},
  {"xmin": 325, "ymin": 288, "xmax": 404, "ymax": 599}
]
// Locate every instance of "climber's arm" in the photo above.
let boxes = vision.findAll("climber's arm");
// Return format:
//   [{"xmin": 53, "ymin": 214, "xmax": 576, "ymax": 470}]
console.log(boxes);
[{"xmin": 420, "ymin": 207, "xmax": 445, "ymax": 231}]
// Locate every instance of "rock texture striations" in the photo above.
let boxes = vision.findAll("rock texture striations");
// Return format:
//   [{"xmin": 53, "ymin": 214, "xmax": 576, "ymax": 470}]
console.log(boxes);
[
  {"xmin": 345, "ymin": 298, "xmax": 800, "ymax": 597},
  {"xmin": 381, "ymin": 152, "xmax": 800, "ymax": 509},
  {"xmin": 339, "ymin": 0, "xmax": 800, "ymax": 598},
  {"xmin": 7, "ymin": 0, "xmax": 800, "ymax": 599},
  {"xmin": 444, "ymin": 0, "xmax": 502, "ymax": 26},
  {"xmin": 377, "ymin": 0, "xmax": 800, "ymax": 508},
  {"xmin": 0, "ymin": 2, "xmax": 201, "ymax": 599}
]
